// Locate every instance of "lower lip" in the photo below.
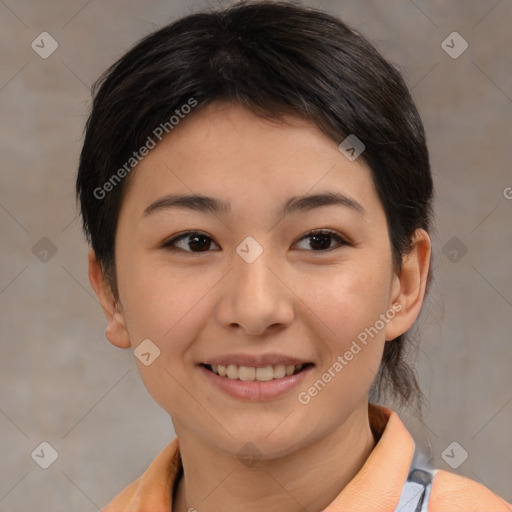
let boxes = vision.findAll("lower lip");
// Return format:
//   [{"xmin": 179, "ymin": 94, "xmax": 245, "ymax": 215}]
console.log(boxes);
[{"xmin": 198, "ymin": 364, "xmax": 313, "ymax": 401}]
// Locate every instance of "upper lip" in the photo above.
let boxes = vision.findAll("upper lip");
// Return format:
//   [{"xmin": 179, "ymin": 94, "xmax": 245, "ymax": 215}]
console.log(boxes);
[{"xmin": 201, "ymin": 353, "xmax": 312, "ymax": 367}]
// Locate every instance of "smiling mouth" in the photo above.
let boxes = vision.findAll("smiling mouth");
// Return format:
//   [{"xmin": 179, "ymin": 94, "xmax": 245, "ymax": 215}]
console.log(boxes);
[{"xmin": 201, "ymin": 363, "xmax": 313, "ymax": 381}]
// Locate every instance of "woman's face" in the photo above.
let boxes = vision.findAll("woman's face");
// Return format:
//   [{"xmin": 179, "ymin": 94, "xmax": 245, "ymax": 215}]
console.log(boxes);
[{"xmin": 100, "ymin": 101, "xmax": 414, "ymax": 457}]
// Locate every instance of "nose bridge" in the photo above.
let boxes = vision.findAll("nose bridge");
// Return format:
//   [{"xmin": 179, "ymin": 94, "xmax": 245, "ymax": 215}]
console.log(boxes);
[
  {"xmin": 234, "ymin": 239, "xmax": 278, "ymax": 303},
  {"xmin": 222, "ymin": 237, "xmax": 292, "ymax": 335}
]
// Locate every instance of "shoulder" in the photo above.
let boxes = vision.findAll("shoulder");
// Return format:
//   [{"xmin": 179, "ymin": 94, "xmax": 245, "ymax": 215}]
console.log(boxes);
[
  {"xmin": 428, "ymin": 469, "xmax": 512, "ymax": 512},
  {"xmin": 101, "ymin": 437, "xmax": 181, "ymax": 511},
  {"xmin": 101, "ymin": 478, "xmax": 140, "ymax": 510}
]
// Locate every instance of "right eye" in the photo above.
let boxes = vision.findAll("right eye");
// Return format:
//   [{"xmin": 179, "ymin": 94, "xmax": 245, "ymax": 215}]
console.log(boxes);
[{"xmin": 162, "ymin": 231, "xmax": 221, "ymax": 253}]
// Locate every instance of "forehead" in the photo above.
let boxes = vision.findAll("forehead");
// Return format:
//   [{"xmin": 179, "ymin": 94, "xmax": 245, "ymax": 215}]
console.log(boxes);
[{"xmin": 119, "ymin": 101, "xmax": 381, "ymax": 221}]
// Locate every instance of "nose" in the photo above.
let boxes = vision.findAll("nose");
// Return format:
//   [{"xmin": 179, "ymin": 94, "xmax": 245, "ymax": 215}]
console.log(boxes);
[{"xmin": 216, "ymin": 246, "xmax": 294, "ymax": 336}]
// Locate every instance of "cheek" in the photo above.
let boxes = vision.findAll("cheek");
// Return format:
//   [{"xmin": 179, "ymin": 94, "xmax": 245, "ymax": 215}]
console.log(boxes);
[
  {"xmin": 120, "ymin": 261, "xmax": 214, "ymax": 354},
  {"xmin": 297, "ymin": 257, "xmax": 393, "ymax": 341},
  {"xmin": 293, "ymin": 257, "xmax": 392, "ymax": 395},
  {"xmin": 291, "ymin": 276, "xmax": 389, "ymax": 429},
  {"xmin": 118, "ymin": 297, "xmax": 200, "ymax": 422},
  {"xmin": 117, "ymin": 260, "xmax": 220, "ymax": 403}
]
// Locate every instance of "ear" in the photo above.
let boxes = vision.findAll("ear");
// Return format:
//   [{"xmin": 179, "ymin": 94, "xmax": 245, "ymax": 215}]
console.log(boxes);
[
  {"xmin": 384, "ymin": 229, "xmax": 431, "ymax": 341},
  {"xmin": 88, "ymin": 249, "xmax": 131, "ymax": 349}
]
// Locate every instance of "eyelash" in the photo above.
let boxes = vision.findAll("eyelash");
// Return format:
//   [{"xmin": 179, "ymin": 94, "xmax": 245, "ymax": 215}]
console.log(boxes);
[{"xmin": 162, "ymin": 229, "xmax": 351, "ymax": 254}]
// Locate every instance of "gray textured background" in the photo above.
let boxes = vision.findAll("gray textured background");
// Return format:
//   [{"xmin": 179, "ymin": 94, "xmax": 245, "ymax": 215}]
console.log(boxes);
[{"xmin": 1, "ymin": 0, "xmax": 511, "ymax": 510}]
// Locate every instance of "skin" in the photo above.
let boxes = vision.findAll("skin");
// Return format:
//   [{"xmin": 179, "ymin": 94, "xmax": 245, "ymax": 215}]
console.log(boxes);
[{"xmin": 89, "ymin": 101, "xmax": 431, "ymax": 512}]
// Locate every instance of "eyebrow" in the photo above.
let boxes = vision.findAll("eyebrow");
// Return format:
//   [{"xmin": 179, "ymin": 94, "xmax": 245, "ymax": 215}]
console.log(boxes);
[{"xmin": 141, "ymin": 190, "xmax": 365, "ymax": 220}]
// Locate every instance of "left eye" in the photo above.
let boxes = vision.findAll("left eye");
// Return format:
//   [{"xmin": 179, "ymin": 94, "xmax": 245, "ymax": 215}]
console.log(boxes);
[
  {"xmin": 162, "ymin": 230, "xmax": 349, "ymax": 253},
  {"xmin": 295, "ymin": 230, "xmax": 349, "ymax": 252}
]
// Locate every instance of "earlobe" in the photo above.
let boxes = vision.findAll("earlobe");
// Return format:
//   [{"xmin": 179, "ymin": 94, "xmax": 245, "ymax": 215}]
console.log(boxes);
[
  {"xmin": 384, "ymin": 229, "xmax": 431, "ymax": 341},
  {"xmin": 88, "ymin": 249, "xmax": 132, "ymax": 349}
]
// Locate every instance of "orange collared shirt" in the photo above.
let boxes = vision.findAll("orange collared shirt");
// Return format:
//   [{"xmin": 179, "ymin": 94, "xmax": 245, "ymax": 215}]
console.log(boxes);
[{"xmin": 102, "ymin": 404, "xmax": 512, "ymax": 511}]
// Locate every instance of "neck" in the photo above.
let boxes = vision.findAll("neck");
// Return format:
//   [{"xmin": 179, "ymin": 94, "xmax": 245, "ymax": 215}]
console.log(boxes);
[{"xmin": 173, "ymin": 402, "xmax": 377, "ymax": 512}]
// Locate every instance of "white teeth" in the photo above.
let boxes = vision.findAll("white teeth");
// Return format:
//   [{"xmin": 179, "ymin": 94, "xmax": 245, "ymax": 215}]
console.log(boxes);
[
  {"xmin": 227, "ymin": 364, "xmax": 238, "ymax": 379},
  {"xmin": 238, "ymin": 366, "xmax": 256, "ymax": 381},
  {"xmin": 207, "ymin": 363, "xmax": 305, "ymax": 381},
  {"xmin": 273, "ymin": 364, "xmax": 286, "ymax": 379},
  {"xmin": 256, "ymin": 366, "xmax": 274, "ymax": 381}
]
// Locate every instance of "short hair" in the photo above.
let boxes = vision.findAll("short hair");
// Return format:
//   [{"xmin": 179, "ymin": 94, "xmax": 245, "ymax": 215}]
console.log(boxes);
[{"xmin": 76, "ymin": 0, "xmax": 434, "ymax": 415}]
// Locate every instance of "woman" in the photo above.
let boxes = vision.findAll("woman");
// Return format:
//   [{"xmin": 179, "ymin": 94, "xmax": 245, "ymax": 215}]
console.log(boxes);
[{"xmin": 76, "ymin": 1, "xmax": 512, "ymax": 510}]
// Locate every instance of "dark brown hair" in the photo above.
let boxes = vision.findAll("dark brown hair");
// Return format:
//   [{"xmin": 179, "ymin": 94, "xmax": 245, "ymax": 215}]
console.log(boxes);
[{"xmin": 76, "ymin": 0, "xmax": 434, "ymax": 416}]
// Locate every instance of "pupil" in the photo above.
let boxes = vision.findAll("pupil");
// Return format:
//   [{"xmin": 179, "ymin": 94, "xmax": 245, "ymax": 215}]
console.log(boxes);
[
  {"xmin": 190, "ymin": 235, "xmax": 209, "ymax": 251},
  {"xmin": 311, "ymin": 233, "xmax": 330, "ymax": 250}
]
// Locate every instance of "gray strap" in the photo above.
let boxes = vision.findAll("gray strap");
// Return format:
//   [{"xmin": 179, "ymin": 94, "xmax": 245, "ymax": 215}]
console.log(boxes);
[{"xmin": 393, "ymin": 446, "xmax": 436, "ymax": 512}]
